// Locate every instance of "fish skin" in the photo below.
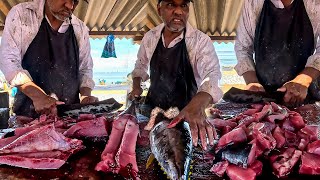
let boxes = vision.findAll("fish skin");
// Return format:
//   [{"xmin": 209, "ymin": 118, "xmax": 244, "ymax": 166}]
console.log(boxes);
[
  {"xmin": 223, "ymin": 87, "xmax": 285, "ymax": 103},
  {"xmin": 214, "ymin": 144, "xmax": 252, "ymax": 168},
  {"xmin": 149, "ymin": 115, "xmax": 192, "ymax": 180}
]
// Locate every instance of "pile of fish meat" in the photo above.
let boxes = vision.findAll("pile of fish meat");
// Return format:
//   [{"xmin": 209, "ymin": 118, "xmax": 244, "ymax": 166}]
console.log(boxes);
[
  {"xmin": 0, "ymin": 101, "xmax": 141, "ymax": 180},
  {"xmin": 0, "ymin": 113, "xmax": 111, "ymax": 169},
  {"xmin": 208, "ymin": 102, "xmax": 320, "ymax": 179},
  {"xmin": 95, "ymin": 101, "xmax": 140, "ymax": 180}
]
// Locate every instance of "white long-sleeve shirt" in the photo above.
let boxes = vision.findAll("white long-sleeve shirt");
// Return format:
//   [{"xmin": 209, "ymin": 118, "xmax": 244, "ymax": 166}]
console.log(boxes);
[
  {"xmin": 235, "ymin": 0, "xmax": 320, "ymax": 76},
  {"xmin": 0, "ymin": 0, "xmax": 95, "ymax": 89},
  {"xmin": 132, "ymin": 22, "xmax": 223, "ymax": 103}
]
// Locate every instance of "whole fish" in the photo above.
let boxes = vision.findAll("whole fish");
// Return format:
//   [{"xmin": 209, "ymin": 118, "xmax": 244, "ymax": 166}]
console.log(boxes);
[{"xmin": 149, "ymin": 112, "xmax": 193, "ymax": 180}]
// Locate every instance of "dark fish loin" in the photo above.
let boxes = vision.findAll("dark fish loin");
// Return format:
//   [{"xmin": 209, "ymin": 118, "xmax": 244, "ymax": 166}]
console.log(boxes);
[
  {"xmin": 150, "ymin": 120, "xmax": 192, "ymax": 180},
  {"xmin": 215, "ymin": 144, "xmax": 252, "ymax": 168},
  {"xmin": 58, "ymin": 98, "xmax": 122, "ymax": 117},
  {"xmin": 223, "ymin": 87, "xmax": 285, "ymax": 103}
]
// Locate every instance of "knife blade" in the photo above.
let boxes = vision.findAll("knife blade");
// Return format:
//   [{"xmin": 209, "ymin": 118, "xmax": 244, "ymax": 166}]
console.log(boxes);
[
  {"xmin": 57, "ymin": 98, "xmax": 123, "ymax": 117},
  {"xmin": 223, "ymin": 87, "xmax": 285, "ymax": 103}
]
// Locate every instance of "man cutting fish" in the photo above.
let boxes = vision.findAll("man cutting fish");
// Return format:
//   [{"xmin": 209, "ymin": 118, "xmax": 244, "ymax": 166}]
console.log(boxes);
[
  {"xmin": 0, "ymin": 0, "xmax": 97, "ymax": 118},
  {"xmin": 129, "ymin": 0, "xmax": 223, "ymax": 150},
  {"xmin": 235, "ymin": 0, "xmax": 320, "ymax": 107}
]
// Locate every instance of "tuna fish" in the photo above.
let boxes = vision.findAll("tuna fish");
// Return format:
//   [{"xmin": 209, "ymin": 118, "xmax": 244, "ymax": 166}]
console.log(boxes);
[{"xmin": 148, "ymin": 108, "xmax": 193, "ymax": 180}]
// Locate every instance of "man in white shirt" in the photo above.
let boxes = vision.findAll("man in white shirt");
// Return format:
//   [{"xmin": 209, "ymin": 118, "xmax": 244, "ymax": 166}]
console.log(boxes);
[
  {"xmin": 0, "ymin": 0, "xmax": 97, "ymax": 118},
  {"xmin": 235, "ymin": 0, "xmax": 320, "ymax": 106},
  {"xmin": 130, "ymin": 0, "xmax": 223, "ymax": 150}
]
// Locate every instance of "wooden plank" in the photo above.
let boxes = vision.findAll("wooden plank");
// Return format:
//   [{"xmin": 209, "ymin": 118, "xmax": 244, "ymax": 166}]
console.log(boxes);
[
  {"xmin": 89, "ymin": 31, "xmax": 144, "ymax": 36},
  {"xmin": 89, "ymin": 31, "xmax": 236, "ymax": 41},
  {"xmin": 210, "ymin": 36, "xmax": 236, "ymax": 41},
  {"xmin": 0, "ymin": 27, "xmax": 235, "ymax": 42},
  {"xmin": 0, "ymin": 1, "xmax": 9, "ymax": 16}
]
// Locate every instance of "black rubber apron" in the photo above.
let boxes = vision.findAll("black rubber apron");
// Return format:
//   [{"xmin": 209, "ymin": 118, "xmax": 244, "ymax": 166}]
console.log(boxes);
[
  {"xmin": 13, "ymin": 17, "xmax": 80, "ymax": 118},
  {"xmin": 254, "ymin": 0, "xmax": 316, "ymax": 94},
  {"xmin": 145, "ymin": 31, "xmax": 198, "ymax": 111}
]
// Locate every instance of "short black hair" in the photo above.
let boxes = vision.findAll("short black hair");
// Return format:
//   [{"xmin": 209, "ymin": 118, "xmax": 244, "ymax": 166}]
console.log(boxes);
[{"xmin": 158, "ymin": 0, "xmax": 193, "ymax": 4}]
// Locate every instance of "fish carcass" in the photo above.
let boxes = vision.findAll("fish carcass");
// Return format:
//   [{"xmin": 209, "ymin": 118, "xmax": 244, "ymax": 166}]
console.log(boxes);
[{"xmin": 147, "ymin": 107, "xmax": 193, "ymax": 180}]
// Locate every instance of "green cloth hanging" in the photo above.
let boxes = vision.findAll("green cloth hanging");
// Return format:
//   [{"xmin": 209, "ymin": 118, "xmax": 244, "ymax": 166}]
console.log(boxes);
[{"xmin": 101, "ymin": 34, "xmax": 117, "ymax": 58}]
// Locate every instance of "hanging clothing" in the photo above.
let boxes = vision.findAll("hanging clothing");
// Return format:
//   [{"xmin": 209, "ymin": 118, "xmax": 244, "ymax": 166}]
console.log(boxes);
[
  {"xmin": 101, "ymin": 34, "xmax": 117, "ymax": 58},
  {"xmin": 254, "ymin": 0, "xmax": 317, "ymax": 95},
  {"xmin": 13, "ymin": 17, "xmax": 80, "ymax": 118},
  {"xmin": 144, "ymin": 31, "xmax": 198, "ymax": 111}
]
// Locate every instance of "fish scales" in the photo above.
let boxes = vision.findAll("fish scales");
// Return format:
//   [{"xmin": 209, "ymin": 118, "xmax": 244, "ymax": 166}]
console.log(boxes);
[{"xmin": 150, "ymin": 118, "xmax": 192, "ymax": 180}]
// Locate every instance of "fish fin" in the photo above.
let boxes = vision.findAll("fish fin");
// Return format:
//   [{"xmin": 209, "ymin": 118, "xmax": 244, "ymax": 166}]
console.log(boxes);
[
  {"xmin": 145, "ymin": 107, "xmax": 164, "ymax": 130},
  {"xmin": 146, "ymin": 154, "xmax": 155, "ymax": 169},
  {"xmin": 167, "ymin": 116, "xmax": 183, "ymax": 128}
]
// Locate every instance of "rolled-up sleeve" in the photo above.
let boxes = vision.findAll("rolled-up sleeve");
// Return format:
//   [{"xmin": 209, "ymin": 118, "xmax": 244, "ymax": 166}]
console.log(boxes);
[
  {"xmin": 306, "ymin": 36, "xmax": 320, "ymax": 71},
  {"xmin": 131, "ymin": 36, "xmax": 150, "ymax": 81},
  {"xmin": 0, "ymin": 7, "xmax": 33, "ymax": 86},
  {"xmin": 196, "ymin": 36, "xmax": 223, "ymax": 103},
  {"xmin": 78, "ymin": 26, "xmax": 95, "ymax": 89},
  {"xmin": 234, "ymin": 0, "xmax": 256, "ymax": 76}
]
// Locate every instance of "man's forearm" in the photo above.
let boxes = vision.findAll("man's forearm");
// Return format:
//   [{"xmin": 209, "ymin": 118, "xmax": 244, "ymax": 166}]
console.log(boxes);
[
  {"xmin": 80, "ymin": 87, "xmax": 92, "ymax": 97},
  {"xmin": 17, "ymin": 82, "xmax": 48, "ymax": 101},
  {"xmin": 294, "ymin": 67, "xmax": 320, "ymax": 87},
  {"xmin": 132, "ymin": 77, "xmax": 142, "ymax": 89},
  {"xmin": 189, "ymin": 92, "xmax": 213, "ymax": 110},
  {"xmin": 243, "ymin": 71, "xmax": 260, "ymax": 84}
]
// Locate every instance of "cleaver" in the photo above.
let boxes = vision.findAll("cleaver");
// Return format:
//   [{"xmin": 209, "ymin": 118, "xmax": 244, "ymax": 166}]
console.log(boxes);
[
  {"xmin": 57, "ymin": 98, "xmax": 123, "ymax": 117},
  {"xmin": 223, "ymin": 87, "xmax": 285, "ymax": 103}
]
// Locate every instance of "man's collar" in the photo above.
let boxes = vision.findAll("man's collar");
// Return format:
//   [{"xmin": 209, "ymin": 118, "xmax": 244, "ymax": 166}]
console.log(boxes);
[{"xmin": 270, "ymin": 0, "xmax": 294, "ymax": 9}]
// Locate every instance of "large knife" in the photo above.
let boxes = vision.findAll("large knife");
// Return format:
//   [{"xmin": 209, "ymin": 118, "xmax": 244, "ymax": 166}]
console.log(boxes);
[
  {"xmin": 223, "ymin": 87, "xmax": 285, "ymax": 103},
  {"xmin": 57, "ymin": 98, "xmax": 123, "ymax": 117}
]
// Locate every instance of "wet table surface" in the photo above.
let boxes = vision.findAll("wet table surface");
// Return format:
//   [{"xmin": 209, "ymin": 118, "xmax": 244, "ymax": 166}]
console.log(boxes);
[{"xmin": 0, "ymin": 102, "xmax": 320, "ymax": 180}]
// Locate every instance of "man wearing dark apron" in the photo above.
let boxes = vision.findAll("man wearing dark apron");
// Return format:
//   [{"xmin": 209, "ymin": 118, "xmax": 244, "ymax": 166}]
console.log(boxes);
[
  {"xmin": 235, "ymin": 0, "xmax": 320, "ymax": 107},
  {"xmin": 0, "ymin": 0, "xmax": 97, "ymax": 118},
  {"xmin": 130, "ymin": 0, "xmax": 223, "ymax": 150}
]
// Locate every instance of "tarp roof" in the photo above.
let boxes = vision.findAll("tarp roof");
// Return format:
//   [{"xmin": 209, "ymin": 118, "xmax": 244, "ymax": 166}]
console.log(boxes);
[{"xmin": 0, "ymin": 0, "xmax": 244, "ymax": 42}]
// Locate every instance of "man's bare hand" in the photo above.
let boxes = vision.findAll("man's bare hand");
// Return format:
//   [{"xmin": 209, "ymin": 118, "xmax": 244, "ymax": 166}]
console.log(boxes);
[
  {"xmin": 167, "ymin": 92, "xmax": 214, "ymax": 151},
  {"xmin": 245, "ymin": 83, "xmax": 265, "ymax": 92},
  {"xmin": 80, "ymin": 95, "xmax": 99, "ymax": 104},
  {"xmin": 128, "ymin": 87, "xmax": 143, "ymax": 101},
  {"xmin": 33, "ymin": 95, "xmax": 64, "ymax": 116},
  {"xmin": 277, "ymin": 82, "xmax": 308, "ymax": 107}
]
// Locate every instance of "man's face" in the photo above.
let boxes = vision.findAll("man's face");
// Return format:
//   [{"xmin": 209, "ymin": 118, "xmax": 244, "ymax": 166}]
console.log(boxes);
[
  {"xmin": 158, "ymin": 0, "xmax": 190, "ymax": 33},
  {"xmin": 46, "ymin": 0, "xmax": 79, "ymax": 21}
]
